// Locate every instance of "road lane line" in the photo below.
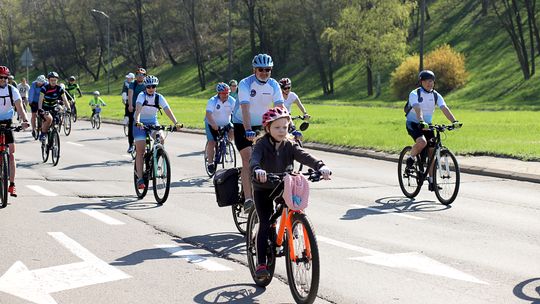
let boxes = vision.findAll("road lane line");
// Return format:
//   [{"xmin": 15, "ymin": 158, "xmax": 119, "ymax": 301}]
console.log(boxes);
[
  {"xmin": 318, "ymin": 235, "xmax": 383, "ymax": 255},
  {"xmin": 66, "ymin": 141, "xmax": 84, "ymax": 147},
  {"xmin": 78, "ymin": 209, "xmax": 125, "ymax": 225},
  {"xmin": 26, "ymin": 185, "xmax": 58, "ymax": 196},
  {"xmin": 350, "ymin": 204, "xmax": 425, "ymax": 220},
  {"xmin": 155, "ymin": 244, "xmax": 232, "ymax": 271}
]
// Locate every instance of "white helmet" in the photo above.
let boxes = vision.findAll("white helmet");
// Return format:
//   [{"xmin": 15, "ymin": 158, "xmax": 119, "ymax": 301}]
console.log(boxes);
[
  {"xmin": 126, "ymin": 72, "xmax": 135, "ymax": 79},
  {"xmin": 36, "ymin": 75, "xmax": 47, "ymax": 83},
  {"xmin": 93, "ymin": 91, "xmax": 100, "ymax": 96}
]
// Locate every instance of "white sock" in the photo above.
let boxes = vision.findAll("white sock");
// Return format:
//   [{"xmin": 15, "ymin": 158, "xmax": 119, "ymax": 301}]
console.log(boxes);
[{"xmin": 428, "ymin": 176, "xmax": 433, "ymax": 183}]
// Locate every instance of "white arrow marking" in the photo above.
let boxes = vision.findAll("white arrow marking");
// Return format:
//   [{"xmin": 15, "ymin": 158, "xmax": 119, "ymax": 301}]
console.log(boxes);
[
  {"xmin": 26, "ymin": 185, "xmax": 58, "ymax": 197},
  {"xmin": 155, "ymin": 244, "xmax": 232, "ymax": 271},
  {"xmin": 317, "ymin": 235, "xmax": 487, "ymax": 284},
  {"xmin": 79, "ymin": 209, "xmax": 125, "ymax": 225},
  {"xmin": 66, "ymin": 141, "xmax": 84, "ymax": 147},
  {"xmin": 0, "ymin": 232, "xmax": 130, "ymax": 304},
  {"xmin": 350, "ymin": 204, "xmax": 425, "ymax": 220}
]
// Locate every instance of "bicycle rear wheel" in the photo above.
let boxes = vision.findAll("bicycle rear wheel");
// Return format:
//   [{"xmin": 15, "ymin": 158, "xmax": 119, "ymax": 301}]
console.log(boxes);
[
  {"xmin": 51, "ymin": 130, "xmax": 61, "ymax": 166},
  {"xmin": 285, "ymin": 213, "xmax": 320, "ymax": 304},
  {"xmin": 434, "ymin": 149, "xmax": 460, "ymax": 205},
  {"xmin": 152, "ymin": 148, "xmax": 171, "ymax": 205},
  {"xmin": 397, "ymin": 146, "xmax": 423, "ymax": 198},
  {"xmin": 134, "ymin": 157, "xmax": 149, "ymax": 199},
  {"xmin": 91, "ymin": 115, "xmax": 95, "ymax": 128},
  {"xmin": 96, "ymin": 115, "xmax": 101, "ymax": 129},
  {"xmin": 246, "ymin": 208, "xmax": 276, "ymax": 287},
  {"xmin": 41, "ymin": 140, "xmax": 49, "ymax": 163},
  {"xmin": 63, "ymin": 113, "xmax": 71, "ymax": 136},
  {"xmin": 0, "ymin": 154, "xmax": 9, "ymax": 208},
  {"xmin": 222, "ymin": 141, "xmax": 237, "ymax": 170}
]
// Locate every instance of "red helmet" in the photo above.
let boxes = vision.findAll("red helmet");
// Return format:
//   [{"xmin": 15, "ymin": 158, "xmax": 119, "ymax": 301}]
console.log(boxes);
[
  {"xmin": 279, "ymin": 78, "xmax": 291, "ymax": 88},
  {"xmin": 262, "ymin": 107, "xmax": 290, "ymax": 127},
  {"xmin": 0, "ymin": 66, "xmax": 10, "ymax": 76}
]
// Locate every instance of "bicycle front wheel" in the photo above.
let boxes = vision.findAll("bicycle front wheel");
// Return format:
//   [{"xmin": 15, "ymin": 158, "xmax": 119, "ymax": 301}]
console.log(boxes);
[
  {"xmin": 91, "ymin": 115, "xmax": 95, "ymax": 128},
  {"xmin": 0, "ymin": 154, "xmax": 9, "ymax": 208},
  {"xmin": 72, "ymin": 104, "xmax": 77, "ymax": 122},
  {"xmin": 96, "ymin": 114, "xmax": 101, "ymax": 129},
  {"xmin": 63, "ymin": 113, "xmax": 72, "ymax": 136},
  {"xmin": 285, "ymin": 213, "xmax": 320, "ymax": 304},
  {"xmin": 41, "ymin": 140, "xmax": 49, "ymax": 163},
  {"xmin": 246, "ymin": 208, "xmax": 276, "ymax": 287},
  {"xmin": 51, "ymin": 130, "xmax": 61, "ymax": 166},
  {"xmin": 222, "ymin": 141, "xmax": 237, "ymax": 170},
  {"xmin": 434, "ymin": 149, "xmax": 460, "ymax": 205},
  {"xmin": 397, "ymin": 146, "xmax": 422, "ymax": 198},
  {"xmin": 123, "ymin": 122, "xmax": 129, "ymax": 136},
  {"xmin": 153, "ymin": 148, "xmax": 171, "ymax": 205}
]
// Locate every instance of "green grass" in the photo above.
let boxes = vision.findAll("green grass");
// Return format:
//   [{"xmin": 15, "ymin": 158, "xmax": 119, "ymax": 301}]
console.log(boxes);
[{"xmin": 90, "ymin": 94, "xmax": 540, "ymax": 161}]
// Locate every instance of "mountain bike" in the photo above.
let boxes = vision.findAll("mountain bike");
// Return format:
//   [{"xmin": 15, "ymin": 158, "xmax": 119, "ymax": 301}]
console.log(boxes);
[
  {"xmin": 71, "ymin": 100, "xmax": 77, "ymax": 122},
  {"xmin": 291, "ymin": 115, "xmax": 310, "ymax": 172},
  {"xmin": 41, "ymin": 107, "xmax": 62, "ymax": 166},
  {"xmin": 246, "ymin": 170, "xmax": 324, "ymax": 304},
  {"xmin": 90, "ymin": 107, "xmax": 102, "ymax": 129},
  {"xmin": 133, "ymin": 124, "xmax": 178, "ymax": 204},
  {"xmin": 398, "ymin": 123, "xmax": 462, "ymax": 205},
  {"xmin": 204, "ymin": 126, "xmax": 236, "ymax": 177},
  {"xmin": 0, "ymin": 124, "xmax": 22, "ymax": 208}
]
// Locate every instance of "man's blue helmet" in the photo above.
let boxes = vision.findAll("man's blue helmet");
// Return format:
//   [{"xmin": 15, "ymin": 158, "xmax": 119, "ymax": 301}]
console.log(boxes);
[
  {"xmin": 252, "ymin": 54, "xmax": 274, "ymax": 68},
  {"xmin": 216, "ymin": 82, "xmax": 230, "ymax": 93}
]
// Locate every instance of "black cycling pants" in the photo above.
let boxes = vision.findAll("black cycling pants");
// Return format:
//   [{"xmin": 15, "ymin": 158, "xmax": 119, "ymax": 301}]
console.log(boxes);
[
  {"xmin": 125, "ymin": 105, "xmax": 134, "ymax": 146},
  {"xmin": 254, "ymin": 187, "xmax": 280, "ymax": 265}
]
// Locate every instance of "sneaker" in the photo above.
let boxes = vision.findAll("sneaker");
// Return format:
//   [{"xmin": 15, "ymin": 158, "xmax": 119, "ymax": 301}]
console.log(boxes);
[
  {"xmin": 39, "ymin": 134, "xmax": 46, "ymax": 143},
  {"xmin": 8, "ymin": 185, "xmax": 17, "ymax": 197},
  {"xmin": 137, "ymin": 178, "xmax": 146, "ymax": 190},
  {"xmin": 406, "ymin": 157, "xmax": 415, "ymax": 169},
  {"xmin": 255, "ymin": 264, "xmax": 271, "ymax": 280},
  {"xmin": 31, "ymin": 129, "xmax": 36, "ymax": 139},
  {"xmin": 207, "ymin": 163, "xmax": 215, "ymax": 174},
  {"xmin": 243, "ymin": 198, "xmax": 254, "ymax": 214},
  {"xmin": 127, "ymin": 146, "xmax": 134, "ymax": 154},
  {"xmin": 428, "ymin": 182, "xmax": 442, "ymax": 192}
]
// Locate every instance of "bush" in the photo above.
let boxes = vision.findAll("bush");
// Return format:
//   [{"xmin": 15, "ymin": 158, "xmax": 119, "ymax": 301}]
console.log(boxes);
[{"xmin": 390, "ymin": 44, "xmax": 468, "ymax": 99}]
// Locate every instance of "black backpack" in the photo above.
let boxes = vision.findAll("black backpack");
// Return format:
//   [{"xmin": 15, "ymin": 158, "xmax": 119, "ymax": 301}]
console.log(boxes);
[
  {"xmin": 404, "ymin": 88, "xmax": 438, "ymax": 116},
  {"xmin": 0, "ymin": 85, "xmax": 15, "ymax": 107},
  {"xmin": 213, "ymin": 167, "xmax": 241, "ymax": 207}
]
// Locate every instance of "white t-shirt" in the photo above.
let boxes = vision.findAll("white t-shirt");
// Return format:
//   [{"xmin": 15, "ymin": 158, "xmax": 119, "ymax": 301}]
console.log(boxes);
[
  {"xmin": 136, "ymin": 92, "xmax": 170, "ymax": 124},
  {"xmin": 0, "ymin": 84, "xmax": 21, "ymax": 120},
  {"xmin": 205, "ymin": 95, "xmax": 236, "ymax": 127},
  {"xmin": 17, "ymin": 83, "xmax": 30, "ymax": 98},
  {"xmin": 406, "ymin": 87, "xmax": 446, "ymax": 124},
  {"xmin": 283, "ymin": 91, "xmax": 299, "ymax": 113},
  {"xmin": 233, "ymin": 75, "xmax": 284, "ymax": 126}
]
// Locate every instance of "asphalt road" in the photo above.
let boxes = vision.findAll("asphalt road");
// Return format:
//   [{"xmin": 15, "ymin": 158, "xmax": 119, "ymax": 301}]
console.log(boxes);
[{"xmin": 1, "ymin": 121, "xmax": 539, "ymax": 304}]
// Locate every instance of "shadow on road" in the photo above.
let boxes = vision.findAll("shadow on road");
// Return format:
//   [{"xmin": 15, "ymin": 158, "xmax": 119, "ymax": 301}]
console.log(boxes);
[
  {"xmin": 16, "ymin": 160, "xmax": 44, "ymax": 168},
  {"xmin": 60, "ymin": 159, "xmax": 132, "ymax": 171},
  {"xmin": 41, "ymin": 196, "xmax": 161, "ymax": 213},
  {"xmin": 183, "ymin": 232, "xmax": 246, "ymax": 256},
  {"xmin": 513, "ymin": 278, "xmax": 540, "ymax": 303},
  {"xmin": 170, "ymin": 176, "xmax": 212, "ymax": 188},
  {"xmin": 177, "ymin": 151, "xmax": 204, "ymax": 158},
  {"xmin": 341, "ymin": 196, "xmax": 450, "ymax": 220},
  {"xmin": 193, "ymin": 283, "xmax": 265, "ymax": 304},
  {"xmin": 78, "ymin": 136, "xmax": 125, "ymax": 142}
]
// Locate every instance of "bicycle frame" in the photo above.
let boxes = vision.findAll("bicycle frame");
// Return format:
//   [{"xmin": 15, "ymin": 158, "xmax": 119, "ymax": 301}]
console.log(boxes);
[
  {"xmin": 417, "ymin": 126, "xmax": 448, "ymax": 178},
  {"xmin": 214, "ymin": 129, "xmax": 229, "ymax": 165},
  {"xmin": 274, "ymin": 206, "xmax": 312, "ymax": 262}
]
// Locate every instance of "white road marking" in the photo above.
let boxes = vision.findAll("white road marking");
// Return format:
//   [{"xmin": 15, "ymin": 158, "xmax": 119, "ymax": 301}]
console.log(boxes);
[
  {"xmin": 66, "ymin": 141, "xmax": 84, "ymax": 147},
  {"xmin": 318, "ymin": 235, "xmax": 487, "ymax": 284},
  {"xmin": 78, "ymin": 209, "xmax": 125, "ymax": 225},
  {"xmin": 350, "ymin": 204, "xmax": 425, "ymax": 220},
  {"xmin": 155, "ymin": 244, "xmax": 232, "ymax": 271},
  {"xmin": 26, "ymin": 185, "xmax": 58, "ymax": 197},
  {"xmin": 0, "ymin": 232, "xmax": 130, "ymax": 304},
  {"xmin": 122, "ymin": 154, "xmax": 132, "ymax": 158}
]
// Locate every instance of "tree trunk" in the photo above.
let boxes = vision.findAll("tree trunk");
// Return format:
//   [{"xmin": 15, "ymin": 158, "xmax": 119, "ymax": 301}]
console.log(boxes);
[
  {"xmin": 135, "ymin": 0, "xmax": 147, "ymax": 68},
  {"xmin": 419, "ymin": 0, "xmax": 425, "ymax": 71},
  {"xmin": 246, "ymin": 0, "xmax": 257, "ymax": 56},
  {"xmin": 512, "ymin": 0, "xmax": 531, "ymax": 78},
  {"xmin": 304, "ymin": 7, "xmax": 330, "ymax": 95},
  {"xmin": 482, "ymin": 0, "xmax": 490, "ymax": 16},
  {"xmin": 183, "ymin": 0, "xmax": 206, "ymax": 90},
  {"xmin": 159, "ymin": 36, "xmax": 178, "ymax": 66},
  {"xmin": 524, "ymin": 0, "xmax": 540, "ymax": 56},
  {"xmin": 366, "ymin": 63, "xmax": 373, "ymax": 96}
]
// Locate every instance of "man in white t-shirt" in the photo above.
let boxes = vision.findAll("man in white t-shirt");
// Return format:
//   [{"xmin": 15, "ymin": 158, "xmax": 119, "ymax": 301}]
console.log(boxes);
[
  {"xmin": 17, "ymin": 78, "xmax": 30, "ymax": 111},
  {"xmin": 204, "ymin": 82, "xmax": 236, "ymax": 174}
]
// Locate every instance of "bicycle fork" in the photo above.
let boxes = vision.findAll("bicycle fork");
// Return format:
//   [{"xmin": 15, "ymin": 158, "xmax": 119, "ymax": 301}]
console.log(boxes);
[{"xmin": 275, "ymin": 209, "xmax": 312, "ymax": 263}]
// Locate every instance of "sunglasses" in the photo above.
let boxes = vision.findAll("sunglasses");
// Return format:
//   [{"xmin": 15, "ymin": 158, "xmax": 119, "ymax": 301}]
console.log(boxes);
[
  {"xmin": 136, "ymin": 73, "xmax": 146, "ymax": 77},
  {"xmin": 256, "ymin": 68, "xmax": 272, "ymax": 73},
  {"xmin": 146, "ymin": 85, "xmax": 157, "ymax": 89},
  {"xmin": 0, "ymin": 76, "xmax": 8, "ymax": 80},
  {"xmin": 282, "ymin": 87, "xmax": 291, "ymax": 90}
]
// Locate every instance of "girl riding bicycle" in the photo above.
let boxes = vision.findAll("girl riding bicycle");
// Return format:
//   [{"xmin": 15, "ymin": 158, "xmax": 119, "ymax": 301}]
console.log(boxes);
[{"xmin": 249, "ymin": 107, "xmax": 331, "ymax": 280}]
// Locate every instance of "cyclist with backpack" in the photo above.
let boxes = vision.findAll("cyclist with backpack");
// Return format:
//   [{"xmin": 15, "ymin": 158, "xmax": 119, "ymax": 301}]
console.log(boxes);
[
  {"xmin": 38, "ymin": 71, "xmax": 71, "ymax": 142},
  {"xmin": 205, "ymin": 82, "xmax": 236, "ymax": 174},
  {"xmin": 0, "ymin": 66, "xmax": 30, "ymax": 197},
  {"xmin": 404, "ymin": 70, "xmax": 461, "ymax": 191},
  {"xmin": 127, "ymin": 67, "xmax": 147, "ymax": 154},
  {"xmin": 250, "ymin": 107, "xmax": 331, "ymax": 279},
  {"xmin": 133, "ymin": 75, "xmax": 182, "ymax": 190}
]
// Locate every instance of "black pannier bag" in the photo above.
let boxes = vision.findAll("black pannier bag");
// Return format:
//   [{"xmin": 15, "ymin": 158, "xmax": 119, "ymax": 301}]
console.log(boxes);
[{"xmin": 213, "ymin": 167, "xmax": 241, "ymax": 207}]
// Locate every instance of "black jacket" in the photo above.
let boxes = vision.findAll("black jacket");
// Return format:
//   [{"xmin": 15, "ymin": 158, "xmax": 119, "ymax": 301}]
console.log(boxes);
[{"xmin": 250, "ymin": 134, "xmax": 324, "ymax": 190}]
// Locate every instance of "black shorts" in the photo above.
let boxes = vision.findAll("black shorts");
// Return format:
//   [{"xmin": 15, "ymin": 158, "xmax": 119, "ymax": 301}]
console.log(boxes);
[
  {"xmin": 30, "ymin": 103, "xmax": 39, "ymax": 113},
  {"xmin": 233, "ymin": 123, "xmax": 262, "ymax": 151},
  {"xmin": 0, "ymin": 120, "xmax": 14, "ymax": 144},
  {"xmin": 406, "ymin": 122, "xmax": 435, "ymax": 145}
]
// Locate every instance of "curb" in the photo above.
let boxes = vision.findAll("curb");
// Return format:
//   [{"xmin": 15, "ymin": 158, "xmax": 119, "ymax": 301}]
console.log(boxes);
[{"xmin": 101, "ymin": 119, "xmax": 540, "ymax": 184}]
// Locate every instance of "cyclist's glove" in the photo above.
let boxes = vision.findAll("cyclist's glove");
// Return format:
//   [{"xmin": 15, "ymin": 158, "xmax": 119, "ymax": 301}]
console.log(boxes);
[
  {"xmin": 254, "ymin": 169, "xmax": 267, "ymax": 183},
  {"xmin": 419, "ymin": 121, "xmax": 429, "ymax": 130},
  {"xmin": 173, "ymin": 123, "xmax": 183, "ymax": 131},
  {"xmin": 245, "ymin": 130, "xmax": 256, "ymax": 138},
  {"xmin": 452, "ymin": 120, "xmax": 463, "ymax": 129},
  {"xmin": 291, "ymin": 130, "xmax": 303, "ymax": 138},
  {"xmin": 319, "ymin": 165, "xmax": 332, "ymax": 180},
  {"xmin": 135, "ymin": 122, "xmax": 144, "ymax": 128}
]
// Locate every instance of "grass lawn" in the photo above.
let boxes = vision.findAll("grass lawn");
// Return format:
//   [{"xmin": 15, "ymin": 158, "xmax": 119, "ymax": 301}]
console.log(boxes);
[{"xmin": 82, "ymin": 94, "xmax": 540, "ymax": 161}]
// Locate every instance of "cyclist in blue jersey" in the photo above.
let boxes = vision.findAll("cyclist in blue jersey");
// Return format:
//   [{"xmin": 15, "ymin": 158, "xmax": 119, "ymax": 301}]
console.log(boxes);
[
  {"xmin": 28, "ymin": 75, "xmax": 47, "ymax": 138},
  {"xmin": 133, "ymin": 75, "xmax": 182, "ymax": 189},
  {"xmin": 38, "ymin": 72, "xmax": 70, "ymax": 142},
  {"xmin": 127, "ymin": 67, "xmax": 147, "ymax": 154},
  {"xmin": 205, "ymin": 82, "xmax": 236, "ymax": 174},
  {"xmin": 232, "ymin": 54, "xmax": 284, "ymax": 212},
  {"xmin": 0, "ymin": 66, "xmax": 30, "ymax": 197},
  {"xmin": 404, "ymin": 70, "xmax": 461, "ymax": 191}
]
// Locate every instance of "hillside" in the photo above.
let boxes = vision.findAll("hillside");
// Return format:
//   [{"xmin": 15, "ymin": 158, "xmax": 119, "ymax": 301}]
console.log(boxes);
[{"xmin": 82, "ymin": 0, "xmax": 540, "ymax": 110}]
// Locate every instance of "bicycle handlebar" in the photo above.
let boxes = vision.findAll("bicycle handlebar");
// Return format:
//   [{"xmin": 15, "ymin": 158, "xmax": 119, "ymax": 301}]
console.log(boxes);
[
  {"xmin": 266, "ymin": 169, "xmax": 327, "ymax": 183},
  {"xmin": 424, "ymin": 123, "xmax": 462, "ymax": 132},
  {"xmin": 140, "ymin": 124, "xmax": 182, "ymax": 132},
  {"xmin": 0, "ymin": 125, "xmax": 24, "ymax": 132}
]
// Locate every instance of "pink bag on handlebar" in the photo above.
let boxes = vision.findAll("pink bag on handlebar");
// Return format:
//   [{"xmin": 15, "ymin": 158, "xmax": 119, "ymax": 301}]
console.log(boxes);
[{"xmin": 283, "ymin": 173, "xmax": 310, "ymax": 211}]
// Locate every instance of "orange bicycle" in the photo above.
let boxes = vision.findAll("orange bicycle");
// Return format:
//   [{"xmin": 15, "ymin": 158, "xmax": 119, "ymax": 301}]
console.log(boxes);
[{"xmin": 246, "ymin": 170, "xmax": 324, "ymax": 304}]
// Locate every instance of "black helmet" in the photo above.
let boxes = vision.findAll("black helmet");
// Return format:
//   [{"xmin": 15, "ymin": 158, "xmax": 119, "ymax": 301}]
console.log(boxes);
[
  {"xmin": 47, "ymin": 71, "xmax": 59, "ymax": 79},
  {"xmin": 68, "ymin": 76, "xmax": 76, "ymax": 81},
  {"xmin": 418, "ymin": 70, "xmax": 435, "ymax": 81}
]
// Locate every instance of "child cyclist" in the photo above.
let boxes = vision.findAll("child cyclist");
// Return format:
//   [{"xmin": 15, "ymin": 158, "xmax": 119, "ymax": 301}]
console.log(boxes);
[
  {"xmin": 249, "ymin": 107, "xmax": 331, "ymax": 279},
  {"xmin": 134, "ymin": 75, "xmax": 182, "ymax": 189},
  {"xmin": 89, "ymin": 91, "xmax": 107, "ymax": 118}
]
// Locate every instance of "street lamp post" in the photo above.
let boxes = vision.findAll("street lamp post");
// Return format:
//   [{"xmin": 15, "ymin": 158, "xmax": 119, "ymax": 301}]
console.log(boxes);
[{"xmin": 91, "ymin": 9, "xmax": 111, "ymax": 94}]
